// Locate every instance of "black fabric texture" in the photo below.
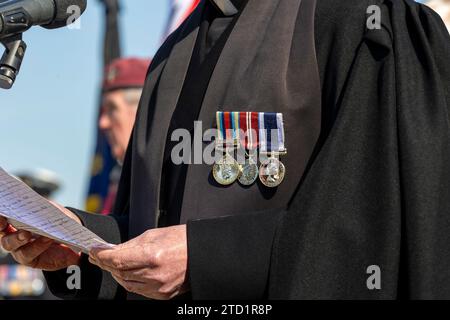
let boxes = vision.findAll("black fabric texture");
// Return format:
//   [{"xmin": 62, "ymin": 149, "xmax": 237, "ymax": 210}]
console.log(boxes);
[
  {"xmin": 187, "ymin": 209, "xmax": 285, "ymax": 299},
  {"xmin": 268, "ymin": 0, "xmax": 450, "ymax": 299}
]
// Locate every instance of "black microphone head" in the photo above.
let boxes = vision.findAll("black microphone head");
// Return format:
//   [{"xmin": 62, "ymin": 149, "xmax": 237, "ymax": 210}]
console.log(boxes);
[{"xmin": 43, "ymin": 0, "xmax": 87, "ymax": 29}]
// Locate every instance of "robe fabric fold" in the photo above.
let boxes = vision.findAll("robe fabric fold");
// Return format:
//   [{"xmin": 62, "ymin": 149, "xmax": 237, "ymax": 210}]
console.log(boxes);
[{"xmin": 268, "ymin": 0, "xmax": 450, "ymax": 299}]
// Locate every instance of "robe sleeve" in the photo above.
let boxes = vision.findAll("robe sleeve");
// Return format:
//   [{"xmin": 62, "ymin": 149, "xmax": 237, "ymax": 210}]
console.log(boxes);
[
  {"xmin": 43, "ymin": 209, "xmax": 126, "ymax": 300},
  {"xmin": 268, "ymin": 0, "xmax": 450, "ymax": 299},
  {"xmin": 390, "ymin": 0, "xmax": 450, "ymax": 298}
]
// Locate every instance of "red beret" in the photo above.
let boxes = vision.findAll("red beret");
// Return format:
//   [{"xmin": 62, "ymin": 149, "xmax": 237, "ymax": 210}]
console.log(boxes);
[{"xmin": 103, "ymin": 57, "xmax": 151, "ymax": 92}]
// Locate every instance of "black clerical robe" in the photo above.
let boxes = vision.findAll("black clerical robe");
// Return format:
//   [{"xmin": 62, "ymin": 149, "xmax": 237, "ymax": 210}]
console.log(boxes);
[{"xmin": 45, "ymin": 0, "xmax": 450, "ymax": 300}]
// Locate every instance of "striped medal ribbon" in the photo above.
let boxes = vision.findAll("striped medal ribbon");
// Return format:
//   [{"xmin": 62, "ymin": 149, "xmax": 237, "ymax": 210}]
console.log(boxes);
[{"xmin": 236, "ymin": 112, "xmax": 260, "ymax": 186}]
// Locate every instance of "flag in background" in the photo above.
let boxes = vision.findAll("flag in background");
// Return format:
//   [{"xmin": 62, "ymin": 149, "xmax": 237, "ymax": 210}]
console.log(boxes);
[
  {"xmin": 85, "ymin": 0, "xmax": 121, "ymax": 213},
  {"xmin": 86, "ymin": 0, "xmax": 200, "ymax": 213},
  {"xmin": 425, "ymin": 0, "xmax": 450, "ymax": 31},
  {"xmin": 164, "ymin": 0, "xmax": 201, "ymax": 37}
]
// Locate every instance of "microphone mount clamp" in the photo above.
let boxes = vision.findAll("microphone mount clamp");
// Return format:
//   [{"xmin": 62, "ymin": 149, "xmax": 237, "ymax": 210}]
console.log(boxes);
[{"xmin": 0, "ymin": 33, "xmax": 27, "ymax": 89}]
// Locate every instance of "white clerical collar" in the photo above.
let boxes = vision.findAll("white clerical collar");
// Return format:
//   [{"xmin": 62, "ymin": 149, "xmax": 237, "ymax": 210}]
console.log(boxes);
[{"xmin": 210, "ymin": 0, "xmax": 239, "ymax": 16}]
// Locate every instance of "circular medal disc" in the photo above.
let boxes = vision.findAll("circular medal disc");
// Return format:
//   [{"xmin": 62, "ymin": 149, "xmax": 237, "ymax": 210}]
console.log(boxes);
[
  {"xmin": 213, "ymin": 154, "xmax": 241, "ymax": 186},
  {"xmin": 238, "ymin": 161, "xmax": 259, "ymax": 186},
  {"xmin": 259, "ymin": 157, "xmax": 286, "ymax": 188}
]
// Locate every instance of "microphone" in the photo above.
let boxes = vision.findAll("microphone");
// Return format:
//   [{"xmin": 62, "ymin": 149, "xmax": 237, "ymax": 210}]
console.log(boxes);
[
  {"xmin": 0, "ymin": 0, "xmax": 87, "ymax": 89},
  {"xmin": 0, "ymin": 0, "xmax": 87, "ymax": 37}
]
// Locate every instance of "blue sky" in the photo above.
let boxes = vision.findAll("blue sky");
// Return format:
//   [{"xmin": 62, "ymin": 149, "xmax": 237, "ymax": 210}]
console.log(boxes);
[{"xmin": 0, "ymin": 1, "xmax": 169, "ymax": 208}]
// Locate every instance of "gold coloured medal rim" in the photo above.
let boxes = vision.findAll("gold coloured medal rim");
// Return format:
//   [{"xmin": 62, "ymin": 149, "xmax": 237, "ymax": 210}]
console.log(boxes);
[
  {"xmin": 213, "ymin": 162, "xmax": 240, "ymax": 185},
  {"xmin": 213, "ymin": 154, "xmax": 241, "ymax": 186}
]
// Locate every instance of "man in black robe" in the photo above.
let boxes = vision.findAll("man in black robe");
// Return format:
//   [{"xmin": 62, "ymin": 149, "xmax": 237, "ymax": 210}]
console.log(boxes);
[{"xmin": 1, "ymin": 0, "xmax": 450, "ymax": 299}]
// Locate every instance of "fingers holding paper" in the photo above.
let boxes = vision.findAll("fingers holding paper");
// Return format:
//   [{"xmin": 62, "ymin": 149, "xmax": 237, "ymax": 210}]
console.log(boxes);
[
  {"xmin": 89, "ymin": 225, "xmax": 189, "ymax": 300},
  {"xmin": 0, "ymin": 221, "xmax": 29, "ymax": 250},
  {"xmin": 1, "ymin": 228, "xmax": 81, "ymax": 271},
  {"xmin": 0, "ymin": 216, "xmax": 7, "ymax": 233},
  {"xmin": 0, "ymin": 217, "xmax": 16, "ymax": 236},
  {"xmin": 8, "ymin": 235, "xmax": 54, "ymax": 266},
  {"xmin": 1, "ymin": 229, "xmax": 32, "ymax": 251},
  {"xmin": 0, "ymin": 206, "xmax": 83, "ymax": 271}
]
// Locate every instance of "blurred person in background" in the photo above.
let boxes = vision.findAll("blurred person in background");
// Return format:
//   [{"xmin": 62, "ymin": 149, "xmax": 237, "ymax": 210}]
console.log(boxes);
[
  {"xmin": 427, "ymin": 0, "xmax": 450, "ymax": 31},
  {"xmin": 0, "ymin": 169, "xmax": 60, "ymax": 300},
  {"xmin": 96, "ymin": 58, "xmax": 151, "ymax": 214}
]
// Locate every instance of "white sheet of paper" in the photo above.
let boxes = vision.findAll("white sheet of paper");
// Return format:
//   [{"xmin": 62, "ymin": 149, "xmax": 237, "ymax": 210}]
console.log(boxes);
[{"xmin": 0, "ymin": 167, "xmax": 114, "ymax": 254}]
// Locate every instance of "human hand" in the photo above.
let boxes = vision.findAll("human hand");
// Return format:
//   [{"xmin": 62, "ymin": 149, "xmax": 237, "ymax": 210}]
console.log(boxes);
[
  {"xmin": 89, "ymin": 225, "xmax": 189, "ymax": 300},
  {"xmin": 0, "ymin": 203, "xmax": 82, "ymax": 271}
]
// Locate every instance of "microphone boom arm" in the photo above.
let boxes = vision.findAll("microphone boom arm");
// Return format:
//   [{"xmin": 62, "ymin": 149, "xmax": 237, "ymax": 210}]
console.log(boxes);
[{"xmin": 0, "ymin": 33, "xmax": 26, "ymax": 89}]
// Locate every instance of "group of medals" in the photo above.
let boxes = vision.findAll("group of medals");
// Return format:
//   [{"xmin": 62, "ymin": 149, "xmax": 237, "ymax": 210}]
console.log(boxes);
[{"xmin": 212, "ymin": 112, "xmax": 287, "ymax": 188}]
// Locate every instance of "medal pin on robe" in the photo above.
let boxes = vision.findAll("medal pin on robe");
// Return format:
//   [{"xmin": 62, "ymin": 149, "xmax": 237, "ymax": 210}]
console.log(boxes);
[
  {"xmin": 258, "ymin": 113, "xmax": 287, "ymax": 188},
  {"xmin": 236, "ymin": 112, "xmax": 259, "ymax": 186},
  {"xmin": 213, "ymin": 112, "xmax": 241, "ymax": 185}
]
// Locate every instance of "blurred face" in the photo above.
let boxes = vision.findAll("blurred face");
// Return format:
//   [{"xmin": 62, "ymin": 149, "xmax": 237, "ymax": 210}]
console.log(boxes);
[{"xmin": 99, "ymin": 89, "xmax": 140, "ymax": 163}]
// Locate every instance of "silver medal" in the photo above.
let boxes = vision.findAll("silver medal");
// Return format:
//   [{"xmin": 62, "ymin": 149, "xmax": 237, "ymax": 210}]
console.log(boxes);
[
  {"xmin": 238, "ymin": 158, "xmax": 259, "ymax": 186},
  {"xmin": 259, "ymin": 157, "xmax": 286, "ymax": 188}
]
